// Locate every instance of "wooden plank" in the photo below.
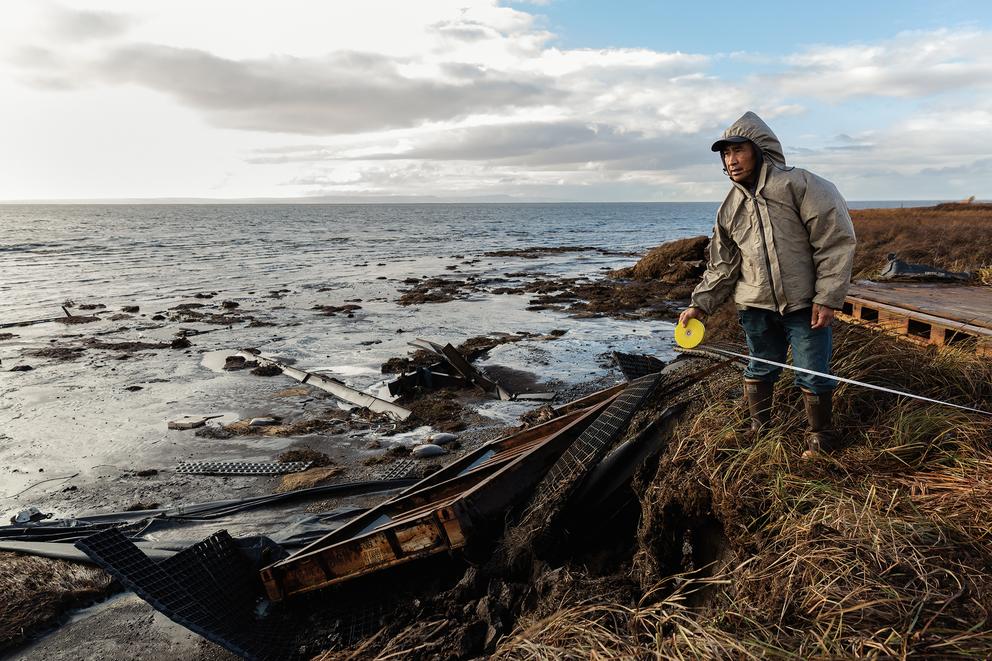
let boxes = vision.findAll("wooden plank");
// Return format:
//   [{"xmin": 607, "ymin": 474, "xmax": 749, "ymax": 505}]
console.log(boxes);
[
  {"xmin": 844, "ymin": 297, "xmax": 992, "ymax": 338},
  {"xmin": 259, "ymin": 395, "xmax": 616, "ymax": 600},
  {"xmin": 839, "ymin": 294, "xmax": 992, "ymax": 357},
  {"xmin": 263, "ymin": 513, "xmax": 459, "ymax": 600},
  {"xmin": 286, "ymin": 403, "xmax": 605, "ymax": 556},
  {"xmin": 847, "ymin": 282, "xmax": 992, "ymax": 330}
]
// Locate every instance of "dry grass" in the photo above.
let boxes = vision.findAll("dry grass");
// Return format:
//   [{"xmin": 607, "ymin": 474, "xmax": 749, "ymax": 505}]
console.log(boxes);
[
  {"xmin": 850, "ymin": 203, "xmax": 992, "ymax": 279},
  {"xmin": 275, "ymin": 466, "xmax": 344, "ymax": 493},
  {"xmin": 494, "ymin": 324, "xmax": 992, "ymax": 659},
  {"xmin": 0, "ymin": 553, "xmax": 114, "ymax": 651}
]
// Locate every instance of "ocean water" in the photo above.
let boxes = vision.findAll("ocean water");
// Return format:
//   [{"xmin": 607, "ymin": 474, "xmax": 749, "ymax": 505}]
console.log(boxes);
[
  {"xmin": 0, "ymin": 203, "xmax": 718, "ymax": 324},
  {"xmin": 0, "ymin": 200, "xmax": 936, "ymax": 324}
]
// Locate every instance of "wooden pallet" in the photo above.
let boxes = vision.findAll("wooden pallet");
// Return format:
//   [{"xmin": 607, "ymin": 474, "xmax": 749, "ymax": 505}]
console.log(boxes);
[
  {"xmin": 259, "ymin": 386, "xmax": 622, "ymax": 601},
  {"xmin": 839, "ymin": 282, "xmax": 992, "ymax": 356}
]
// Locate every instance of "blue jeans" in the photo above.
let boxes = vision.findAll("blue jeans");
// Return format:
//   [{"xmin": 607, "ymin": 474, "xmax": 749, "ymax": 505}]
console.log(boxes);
[{"xmin": 738, "ymin": 307, "xmax": 835, "ymax": 394}]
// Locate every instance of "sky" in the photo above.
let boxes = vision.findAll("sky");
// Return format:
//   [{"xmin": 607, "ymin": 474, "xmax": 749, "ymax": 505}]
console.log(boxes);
[{"xmin": 1, "ymin": 1, "xmax": 991, "ymax": 202}]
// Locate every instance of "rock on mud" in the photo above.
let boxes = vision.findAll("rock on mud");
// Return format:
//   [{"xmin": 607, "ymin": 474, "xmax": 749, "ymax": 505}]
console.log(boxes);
[
  {"xmin": 428, "ymin": 433, "xmax": 458, "ymax": 446},
  {"xmin": 413, "ymin": 444, "xmax": 446, "ymax": 458},
  {"xmin": 224, "ymin": 355, "xmax": 257, "ymax": 370},
  {"xmin": 251, "ymin": 364, "xmax": 282, "ymax": 377}
]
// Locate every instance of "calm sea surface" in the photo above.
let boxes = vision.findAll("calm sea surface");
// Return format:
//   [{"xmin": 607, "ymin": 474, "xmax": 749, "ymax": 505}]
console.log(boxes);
[
  {"xmin": 0, "ymin": 201, "xmax": 929, "ymax": 325},
  {"xmin": 1, "ymin": 203, "xmax": 722, "ymax": 324}
]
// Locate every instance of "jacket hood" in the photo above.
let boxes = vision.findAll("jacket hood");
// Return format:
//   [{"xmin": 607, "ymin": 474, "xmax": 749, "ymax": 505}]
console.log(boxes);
[{"xmin": 716, "ymin": 111, "xmax": 786, "ymax": 167}]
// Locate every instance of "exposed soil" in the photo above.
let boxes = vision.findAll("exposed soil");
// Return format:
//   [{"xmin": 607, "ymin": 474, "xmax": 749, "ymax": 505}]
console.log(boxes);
[
  {"xmin": 277, "ymin": 447, "xmax": 334, "ymax": 467},
  {"xmin": 399, "ymin": 389, "xmax": 491, "ymax": 433},
  {"xmin": 53, "ymin": 315, "xmax": 98, "ymax": 325},
  {"xmin": 222, "ymin": 409, "xmax": 353, "ymax": 437},
  {"xmin": 609, "ymin": 235, "xmax": 709, "ymax": 282},
  {"xmin": 250, "ymin": 364, "xmax": 283, "ymax": 377},
  {"xmin": 380, "ymin": 350, "xmax": 437, "ymax": 374},
  {"xmin": 483, "ymin": 245, "xmax": 636, "ymax": 258},
  {"xmin": 397, "ymin": 277, "xmax": 474, "ymax": 305},
  {"xmin": 83, "ymin": 339, "xmax": 172, "ymax": 352},
  {"xmin": 26, "ymin": 346, "xmax": 87, "ymax": 361},
  {"xmin": 312, "ymin": 304, "xmax": 362, "ymax": 316}
]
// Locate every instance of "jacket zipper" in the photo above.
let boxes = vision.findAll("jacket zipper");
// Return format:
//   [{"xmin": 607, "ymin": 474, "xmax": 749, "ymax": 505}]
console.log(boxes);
[{"xmin": 751, "ymin": 194, "xmax": 782, "ymax": 311}]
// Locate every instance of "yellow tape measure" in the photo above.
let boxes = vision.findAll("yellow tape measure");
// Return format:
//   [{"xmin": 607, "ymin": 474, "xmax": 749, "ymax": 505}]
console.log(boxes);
[{"xmin": 674, "ymin": 318, "xmax": 705, "ymax": 348}]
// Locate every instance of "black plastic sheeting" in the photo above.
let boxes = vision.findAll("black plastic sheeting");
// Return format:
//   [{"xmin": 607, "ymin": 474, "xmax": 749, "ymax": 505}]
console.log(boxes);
[{"xmin": 0, "ymin": 479, "xmax": 415, "ymax": 550}]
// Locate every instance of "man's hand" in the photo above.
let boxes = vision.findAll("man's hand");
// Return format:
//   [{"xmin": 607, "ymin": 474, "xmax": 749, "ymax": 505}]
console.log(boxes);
[
  {"xmin": 810, "ymin": 304, "xmax": 835, "ymax": 329},
  {"xmin": 679, "ymin": 307, "xmax": 704, "ymax": 328}
]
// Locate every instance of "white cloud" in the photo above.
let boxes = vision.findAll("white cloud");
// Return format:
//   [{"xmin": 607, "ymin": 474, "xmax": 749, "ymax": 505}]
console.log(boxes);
[
  {"xmin": 773, "ymin": 28, "xmax": 992, "ymax": 100},
  {"xmin": 0, "ymin": 2, "xmax": 990, "ymax": 200}
]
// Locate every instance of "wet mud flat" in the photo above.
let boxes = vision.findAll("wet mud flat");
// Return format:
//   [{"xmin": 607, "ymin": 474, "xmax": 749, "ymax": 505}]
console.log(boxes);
[{"xmin": 0, "ymin": 239, "xmax": 685, "ymax": 657}]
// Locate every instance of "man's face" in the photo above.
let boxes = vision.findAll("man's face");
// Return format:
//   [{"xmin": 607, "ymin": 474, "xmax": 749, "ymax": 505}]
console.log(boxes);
[{"xmin": 722, "ymin": 142, "xmax": 758, "ymax": 185}]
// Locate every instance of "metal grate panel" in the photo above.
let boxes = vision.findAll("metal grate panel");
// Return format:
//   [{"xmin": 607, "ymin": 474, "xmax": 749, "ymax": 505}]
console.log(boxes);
[
  {"xmin": 372, "ymin": 459, "xmax": 420, "ymax": 481},
  {"xmin": 533, "ymin": 373, "xmax": 661, "ymax": 506},
  {"xmin": 76, "ymin": 528, "xmax": 299, "ymax": 660},
  {"xmin": 176, "ymin": 461, "xmax": 312, "ymax": 475},
  {"xmin": 612, "ymin": 351, "xmax": 666, "ymax": 381}
]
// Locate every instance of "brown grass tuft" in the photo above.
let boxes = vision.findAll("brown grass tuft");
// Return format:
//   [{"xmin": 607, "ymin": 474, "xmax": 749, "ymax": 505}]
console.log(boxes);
[
  {"xmin": 611, "ymin": 235, "xmax": 709, "ymax": 282},
  {"xmin": 0, "ymin": 553, "xmax": 114, "ymax": 651}
]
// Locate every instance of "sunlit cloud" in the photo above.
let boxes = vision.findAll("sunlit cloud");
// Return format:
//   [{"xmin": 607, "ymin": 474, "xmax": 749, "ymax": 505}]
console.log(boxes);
[{"xmin": 0, "ymin": 1, "xmax": 990, "ymax": 200}]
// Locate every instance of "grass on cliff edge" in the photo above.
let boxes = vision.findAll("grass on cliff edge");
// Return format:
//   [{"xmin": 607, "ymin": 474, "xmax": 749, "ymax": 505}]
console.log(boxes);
[
  {"xmin": 850, "ymin": 202, "xmax": 992, "ymax": 279},
  {"xmin": 493, "ymin": 322, "xmax": 992, "ymax": 659}
]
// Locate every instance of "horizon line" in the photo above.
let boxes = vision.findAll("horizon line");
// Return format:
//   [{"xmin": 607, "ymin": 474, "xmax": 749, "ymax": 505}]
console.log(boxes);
[{"xmin": 0, "ymin": 197, "xmax": 969, "ymax": 206}]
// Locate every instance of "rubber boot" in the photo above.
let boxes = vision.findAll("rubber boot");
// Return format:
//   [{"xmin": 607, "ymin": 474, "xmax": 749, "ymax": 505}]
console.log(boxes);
[
  {"xmin": 801, "ymin": 389, "xmax": 835, "ymax": 458},
  {"xmin": 744, "ymin": 379, "xmax": 773, "ymax": 435}
]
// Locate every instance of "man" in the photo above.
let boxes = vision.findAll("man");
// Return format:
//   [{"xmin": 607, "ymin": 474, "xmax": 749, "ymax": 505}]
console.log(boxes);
[{"xmin": 679, "ymin": 111, "xmax": 856, "ymax": 457}]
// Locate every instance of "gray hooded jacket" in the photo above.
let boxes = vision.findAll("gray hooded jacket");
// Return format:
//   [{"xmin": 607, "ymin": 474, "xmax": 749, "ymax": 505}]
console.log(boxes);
[{"xmin": 690, "ymin": 112, "xmax": 856, "ymax": 315}]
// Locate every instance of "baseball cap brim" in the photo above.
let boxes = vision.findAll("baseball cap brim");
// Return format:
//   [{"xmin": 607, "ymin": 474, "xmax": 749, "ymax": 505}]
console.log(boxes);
[{"xmin": 711, "ymin": 136, "xmax": 749, "ymax": 152}]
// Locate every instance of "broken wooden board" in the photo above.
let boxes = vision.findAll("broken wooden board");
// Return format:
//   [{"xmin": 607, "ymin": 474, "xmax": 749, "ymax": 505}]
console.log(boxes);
[
  {"xmin": 406, "ymin": 338, "xmax": 555, "ymax": 402},
  {"xmin": 259, "ymin": 391, "xmax": 619, "ymax": 601},
  {"xmin": 238, "ymin": 353, "xmax": 412, "ymax": 421},
  {"xmin": 385, "ymin": 362, "xmax": 468, "ymax": 397},
  {"xmin": 167, "ymin": 415, "xmax": 222, "ymax": 430},
  {"xmin": 840, "ymin": 282, "xmax": 992, "ymax": 356}
]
